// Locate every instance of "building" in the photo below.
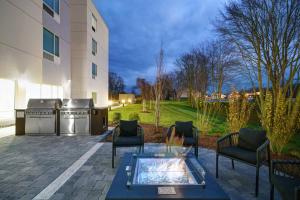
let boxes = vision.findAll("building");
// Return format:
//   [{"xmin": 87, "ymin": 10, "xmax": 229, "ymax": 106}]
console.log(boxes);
[
  {"xmin": 210, "ymin": 92, "xmax": 226, "ymax": 100},
  {"xmin": 119, "ymin": 94, "xmax": 136, "ymax": 104},
  {"xmin": 0, "ymin": 0, "xmax": 109, "ymax": 125}
]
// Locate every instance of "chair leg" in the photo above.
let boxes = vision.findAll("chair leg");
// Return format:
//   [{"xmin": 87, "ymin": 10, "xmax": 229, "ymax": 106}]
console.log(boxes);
[
  {"xmin": 114, "ymin": 147, "xmax": 116, "ymax": 156},
  {"xmin": 231, "ymin": 159, "xmax": 235, "ymax": 169},
  {"xmin": 216, "ymin": 153, "xmax": 219, "ymax": 178},
  {"xmin": 255, "ymin": 165, "xmax": 260, "ymax": 197},
  {"xmin": 195, "ymin": 146, "xmax": 198, "ymax": 158},
  {"xmin": 270, "ymin": 184, "xmax": 274, "ymax": 200},
  {"xmin": 112, "ymin": 146, "xmax": 115, "ymax": 168}
]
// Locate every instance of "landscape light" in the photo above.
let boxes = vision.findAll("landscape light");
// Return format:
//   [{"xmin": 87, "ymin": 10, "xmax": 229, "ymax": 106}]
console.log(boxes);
[
  {"xmin": 121, "ymin": 99, "xmax": 125, "ymax": 107},
  {"xmin": 128, "ymin": 99, "xmax": 132, "ymax": 104}
]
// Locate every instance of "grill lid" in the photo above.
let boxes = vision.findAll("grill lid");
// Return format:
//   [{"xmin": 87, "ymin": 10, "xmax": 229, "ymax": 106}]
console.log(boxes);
[
  {"xmin": 27, "ymin": 99, "xmax": 62, "ymax": 109},
  {"xmin": 62, "ymin": 99, "xmax": 94, "ymax": 109}
]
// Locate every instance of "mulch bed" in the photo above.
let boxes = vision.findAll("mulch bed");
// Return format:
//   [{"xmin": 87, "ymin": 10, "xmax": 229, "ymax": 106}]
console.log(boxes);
[
  {"xmin": 106, "ymin": 123, "xmax": 219, "ymax": 149},
  {"xmin": 106, "ymin": 123, "xmax": 298, "ymax": 160}
]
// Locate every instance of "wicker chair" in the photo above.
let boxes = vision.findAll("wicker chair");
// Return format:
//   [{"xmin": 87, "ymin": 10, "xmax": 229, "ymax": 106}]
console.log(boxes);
[
  {"xmin": 112, "ymin": 120, "xmax": 144, "ymax": 168},
  {"xmin": 216, "ymin": 128, "xmax": 270, "ymax": 197},
  {"xmin": 166, "ymin": 121, "xmax": 199, "ymax": 157},
  {"xmin": 270, "ymin": 160, "xmax": 300, "ymax": 200}
]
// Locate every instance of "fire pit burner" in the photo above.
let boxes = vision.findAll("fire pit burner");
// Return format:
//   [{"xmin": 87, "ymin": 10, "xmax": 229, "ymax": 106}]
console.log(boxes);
[{"xmin": 126, "ymin": 153, "xmax": 206, "ymax": 188}]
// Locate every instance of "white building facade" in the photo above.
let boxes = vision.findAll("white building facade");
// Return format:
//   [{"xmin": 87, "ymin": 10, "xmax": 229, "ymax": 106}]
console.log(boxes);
[{"xmin": 0, "ymin": 0, "xmax": 109, "ymax": 125}]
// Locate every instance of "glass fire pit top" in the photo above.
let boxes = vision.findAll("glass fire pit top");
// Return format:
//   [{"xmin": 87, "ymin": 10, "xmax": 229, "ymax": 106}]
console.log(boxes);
[
  {"xmin": 126, "ymin": 154, "xmax": 205, "ymax": 186},
  {"xmin": 134, "ymin": 158, "xmax": 196, "ymax": 185}
]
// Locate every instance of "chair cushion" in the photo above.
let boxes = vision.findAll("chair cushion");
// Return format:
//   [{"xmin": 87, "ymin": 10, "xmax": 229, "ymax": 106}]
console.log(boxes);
[
  {"xmin": 119, "ymin": 120, "xmax": 138, "ymax": 137},
  {"xmin": 238, "ymin": 128, "xmax": 266, "ymax": 151},
  {"xmin": 114, "ymin": 136, "xmax": 143, "ymax": 147},
  {"xmin": 271, "ymin": 174, "xmax": 300, "ymax": 200},
  {"xmin": 219, "ymin": 146, "xmax": 257, "ymax": 164},
  {"xmin": 183, "ymin": 137, "xmax": 196, "ymax": 146},
  {"xmin": 175, "ymin": 121, "xmax": 193, "ymax": 137}
]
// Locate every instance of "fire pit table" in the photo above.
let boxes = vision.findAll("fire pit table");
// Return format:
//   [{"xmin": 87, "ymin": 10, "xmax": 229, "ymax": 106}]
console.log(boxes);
[{"xmin": 106, "ymin": 153, "xmax": 230, "ymax": 200}]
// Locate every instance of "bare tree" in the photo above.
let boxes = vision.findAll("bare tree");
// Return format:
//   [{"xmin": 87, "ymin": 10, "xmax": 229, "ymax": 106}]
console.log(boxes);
[
  {"xmin": 154, "ymin": 45, "xmax": 165, "ymax": 132},
  {"xmin": 173, "ymin": 70, "xmax": 186, "ymax": 100},
  {"xmin": 207, "ymin": 40, "xmax": 239, "ymax": 98},
  {"xmin": 136, "ymin": 78, "xmax": 151, "ymax": 112},
  {"xmin": 217, "ymin": 0, "xmax": 300, "ymax": 153},
  {"xmin": 161, "ymin": 73, "xmax": 175, "ymax": 100},
  {"xmin": 176, "ymin": 48, "xmax": 210, "ymax": 106},
  {"xmin": 109, "ymin": 72, "xmax": 125, "ymax": 100}
]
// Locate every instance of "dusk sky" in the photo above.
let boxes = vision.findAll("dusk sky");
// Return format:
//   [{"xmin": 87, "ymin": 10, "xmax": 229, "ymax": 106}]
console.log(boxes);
[{"xmin": 94, "ymin": 0, "xmax": 229, "ymax": 90}]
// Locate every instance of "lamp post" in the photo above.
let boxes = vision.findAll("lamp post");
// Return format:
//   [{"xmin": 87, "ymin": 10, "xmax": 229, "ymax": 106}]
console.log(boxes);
[{"xmin": 121, "ymin": 99, "xmax": 125, "ymax": 107}]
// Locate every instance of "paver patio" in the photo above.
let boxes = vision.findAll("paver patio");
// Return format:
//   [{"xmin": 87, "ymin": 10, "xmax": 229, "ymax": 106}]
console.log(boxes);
[{"xmin": 0, "ymin": 134, "xmax": 280, "ymax": 200}]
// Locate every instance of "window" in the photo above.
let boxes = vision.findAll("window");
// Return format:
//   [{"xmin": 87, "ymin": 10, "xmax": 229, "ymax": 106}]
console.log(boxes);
[
  {"xmin": 92, "ymin": 63, "xmax": 97, "ymax": 79},
  {"xmin": 43, "ymin": 28, "xmax": 59, "ymax": 60},
  {"xmin": 43, "ymin": 0, "xmax": 59, "ymax": 16},
  {"xmin": 92, "ymin": 92, "xmax": 97, "ymax": 104},
  {"xmin": 92, "ymin": 14, "xmax": 97, "ymax": 32},
  {"xmin": 92, "ymin": 39, "xmax": 97, "ymax": 55}
]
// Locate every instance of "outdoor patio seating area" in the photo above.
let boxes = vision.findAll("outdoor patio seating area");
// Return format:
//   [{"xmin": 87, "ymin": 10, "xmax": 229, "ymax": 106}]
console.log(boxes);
[{"xmin": 0, "ymin": 134, "xmax": 280, "ymax": 200}]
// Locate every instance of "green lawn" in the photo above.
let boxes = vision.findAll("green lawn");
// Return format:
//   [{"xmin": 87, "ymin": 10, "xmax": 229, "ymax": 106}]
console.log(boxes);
[
  {"xmin": 109, "ymin": 101, "xmax": 257, "ymax": 135},
  {"xmin": 109, "ymin": 101, "xmax": 300, "ymax": 157}
]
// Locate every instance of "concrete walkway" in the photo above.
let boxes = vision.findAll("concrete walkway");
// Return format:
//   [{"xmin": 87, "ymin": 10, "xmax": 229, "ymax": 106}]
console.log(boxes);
[{"xmin": 0, "ymin": 126, "xmax": 15, "ymax": 139}]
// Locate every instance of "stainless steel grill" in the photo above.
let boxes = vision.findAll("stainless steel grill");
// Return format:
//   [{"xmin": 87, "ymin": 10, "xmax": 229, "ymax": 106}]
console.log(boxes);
[
  {"xmin": 25, "ymin": 99, "xmax": 62, "ymax": 135},
  {"xmin": 60, "ymin": 99, "xmax": 94, "ymax": 135},
  {"xmin": 59, "ymin": 99, "xmax": 108, "ymax": 135}
]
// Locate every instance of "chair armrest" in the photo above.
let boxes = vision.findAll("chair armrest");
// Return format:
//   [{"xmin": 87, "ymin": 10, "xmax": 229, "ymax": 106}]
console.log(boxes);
[
  {"xmin": 112, "ymin": 125, "xmax": 120, "ymax": 142},
  {"xmin": 271, "ymin": 160, "xmax": 300, "ymax": 178},
  {"xmin": 217, "ymin": 132, "xmax": 239, "ymax": 152},
  {"xmin": 256, "ymin": 139, "xmax": 270, "ymax": 164},
  {"xmin": 167, "ymin": 125, "xmax": 175, "ymax": 138}
]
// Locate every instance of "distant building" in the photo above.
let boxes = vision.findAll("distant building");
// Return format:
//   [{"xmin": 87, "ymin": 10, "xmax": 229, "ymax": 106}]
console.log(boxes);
[
  {"xmin": 180, "ymin": 90, "xmax": 188, "ymax": 99},
  {"xmin": 119, "ymin": 94, "xmax": 136, "ymax": 104},
  {"xmin": 228, "ymin": 91, "xmax": 241, "ymax": 99},
  {"xmin": 244, "ymin": 92, "xmax": 260, "ymax": 100},
  {"xmin": 210, "ymin": 93, "xmax": 227, "ymax": 100}
]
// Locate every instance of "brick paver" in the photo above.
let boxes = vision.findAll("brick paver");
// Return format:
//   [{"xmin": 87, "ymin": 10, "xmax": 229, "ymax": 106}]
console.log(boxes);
[{"xmin": 0, "ymin": 136, "xmax": 280, "ymax": 200}]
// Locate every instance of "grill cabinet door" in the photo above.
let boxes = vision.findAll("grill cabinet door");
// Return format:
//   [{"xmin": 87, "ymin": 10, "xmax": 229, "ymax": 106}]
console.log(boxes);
[
  {"xmin": 39, "ymin": 115, "xmax": 56, "ymax": 134},
  {"xmin": 74, "ymin": 114, "xmax": 89, "ymax": 135},
  {"xmin": 25, "ymin": 114, "xmax": 40, "ymax": 134},
  {"xmin": 60, "ymin": 112, "xmax": 75, "ymax": 134}
]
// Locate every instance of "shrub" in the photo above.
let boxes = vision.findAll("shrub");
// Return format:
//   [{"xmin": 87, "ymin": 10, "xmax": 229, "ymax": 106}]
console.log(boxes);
[
  {"xmin": 227, "ymin": 94, "xmax": 252, "ymax": 133},
  {"xmin": 261, "ymin": 90, "xmax": 300, "ymax": 153},
  {"xmin": 196, "ymin": 100, "xmax": 222, "ymax": 135},
  {"xmin": 112, "ymin": 112, "xmax": 121, "ymax": 125},
  {"xmin": 128, "ymin": 112, "xmax": 140, "ymax": 121}
]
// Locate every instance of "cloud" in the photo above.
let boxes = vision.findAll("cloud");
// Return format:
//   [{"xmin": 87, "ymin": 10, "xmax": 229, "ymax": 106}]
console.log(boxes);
[{"xmin": 93, "ymin": 0, "xmax": 229, "ymax": 89}]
